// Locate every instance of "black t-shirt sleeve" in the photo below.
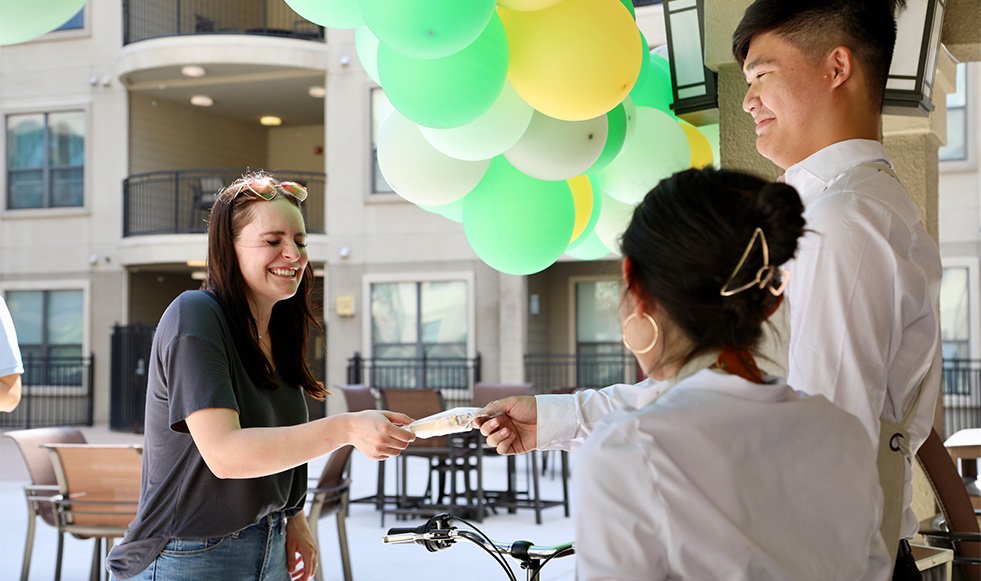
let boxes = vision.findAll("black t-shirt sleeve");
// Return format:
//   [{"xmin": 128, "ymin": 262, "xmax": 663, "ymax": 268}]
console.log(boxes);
[{"xmin": 163, "ymin": 328, "xmax": 240, "ymax": 432}]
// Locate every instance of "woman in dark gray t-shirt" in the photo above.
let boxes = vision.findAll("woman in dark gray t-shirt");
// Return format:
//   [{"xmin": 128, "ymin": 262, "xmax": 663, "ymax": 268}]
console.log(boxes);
[{"xmin": 109, "ymin": 173, "xmax": 416, "ymax": 580}]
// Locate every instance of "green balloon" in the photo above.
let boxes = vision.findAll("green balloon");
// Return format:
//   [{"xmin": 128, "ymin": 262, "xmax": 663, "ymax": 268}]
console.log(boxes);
[
  {"xmin": 285, "ymin": 0, "xmax": 363, "ymax": 29},
  {"xmin": 463, "ymin": 158, "xmax": 575, "ymax": 275},
  {"xmin": 378, "ymin": 13, "xmax": 508, "ymax": 129},
  {"xmin": 361, "ymin": 0, "xmax": 497, "ymax": 59},
  {"xmin": 631, "ymin": 52, "xmax": 674, "ymax": 115},
  {"xmin": 355, "ymin": 27, "xmax": 381, "ymax": 85},
  {"xmin": 618, "ymin": 0, "xmax": 636, "ymax": 19},
  {"xmin": 419, "ymin": 196, "xmax": 465, "ymax": 223},
  {"xmin": 0, "ymin": 0, "xmax": 86, "ymax": 46},
  {"xmin": 566, "ymin": 229, "xmax": 612, "ymax": 260}
]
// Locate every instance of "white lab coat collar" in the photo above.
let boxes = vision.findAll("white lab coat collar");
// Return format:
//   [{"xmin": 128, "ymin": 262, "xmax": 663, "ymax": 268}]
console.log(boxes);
[{"xmin": 782, "ymin": 139, "xmax": 893, "ymax": 207}]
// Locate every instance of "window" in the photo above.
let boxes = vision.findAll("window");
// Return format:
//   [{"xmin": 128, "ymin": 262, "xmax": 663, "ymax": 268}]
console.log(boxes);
[
  {"xmin": 5, "ymin": 289, "xmax": 84, "ymax": 384},
  {"xmin": 6, "ymin": 111, "xmax": 85, "ymax": 209},
  {"xmin": 370, "ymin": 88, "xmax": 394, "ymax": 194},
  {"xmin": 55, "ymin": 8, "xmax": 84, "ymax": 31},
  {"xmin": 940, "ymin": 63, "xmax": 967, "ymax": 162},
  {"xmin": 940, "ymin": 266, "xmax": 970, "ymax": 360},
  {"xmin": 370, "ymin": 280, "xmax": 468, "ymax": 388},
  {"xmin": 575, "ymin": 280, "xmax": 632, "ymax": 387}
]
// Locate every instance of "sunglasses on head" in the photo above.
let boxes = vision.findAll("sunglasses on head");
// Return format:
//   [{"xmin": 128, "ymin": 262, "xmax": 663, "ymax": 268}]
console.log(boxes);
[{"xmin": 232, "ymin": 176, "xmax": 308, "ymax": 203}]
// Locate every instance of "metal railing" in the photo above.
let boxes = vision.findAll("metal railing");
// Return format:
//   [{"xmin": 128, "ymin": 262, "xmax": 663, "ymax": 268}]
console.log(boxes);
[
  {"xmin": 110, "ymin": 324, "xmax": 156, "ymax": 434},
  {"xmin": 524, "ymin": 352, "xmax": 640, "ymax": 394},
  {"xmin": 0, "ymin": 355, "xmax": 94, "ymax": 429},
  {"xmin": 123, "ymin": 0, "xmax": 325, "ymax": 45},
  {"xmin": 942, "ymin": 359, "xmax": 981, "ymax": 437},
  {"xmin": 123, "ymin": 169, "xmax": 325, "ymax": 236},
  {"xmin": 346, "ymin": 353, "xmax": 482, "ymax": 409}
]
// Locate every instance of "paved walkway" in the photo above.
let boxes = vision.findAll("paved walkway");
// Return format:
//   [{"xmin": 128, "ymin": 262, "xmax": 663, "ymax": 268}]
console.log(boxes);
[{"xmin": 0, "ymin": 425, "xmax": 577, "ymax": 580}]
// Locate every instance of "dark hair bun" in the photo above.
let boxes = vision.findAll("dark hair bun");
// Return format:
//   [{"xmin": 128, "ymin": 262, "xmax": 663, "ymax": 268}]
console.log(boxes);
[{"xmin": 755, "ymin": 182, "xmax": 805, "ymax": 267}]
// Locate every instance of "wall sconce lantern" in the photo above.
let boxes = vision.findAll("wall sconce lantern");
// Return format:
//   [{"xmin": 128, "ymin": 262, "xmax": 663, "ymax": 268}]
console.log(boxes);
[
  {"xmin": 662, "ymin": 0, "xmax": 718, "ymax": 126},
  {"xmin": 885, "ymin": 0, "xmax": 946, "ymax": 116}
]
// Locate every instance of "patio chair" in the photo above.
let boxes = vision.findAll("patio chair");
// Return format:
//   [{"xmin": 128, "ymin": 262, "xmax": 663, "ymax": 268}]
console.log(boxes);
[
  {"xmin": 915, "ymin": 428, "xmax": 981, "ymax": 580},
  {"xmin": 380, "ymin": 388, "xmax": 481, "ymax": 524},
  {"xmin": 307, "ymin": 445, "xmax": 354, "ymax": 581},
  {"xmin": 44, "ymin": 443, "xmax": 143, "ymax": 581},
  {"xmin": 4, "ymin": 426, "xmax": 88, "ymax": 581},
  {"xmin": 472, "ymin": 383, "xmax": 568, "ymax": 524}
]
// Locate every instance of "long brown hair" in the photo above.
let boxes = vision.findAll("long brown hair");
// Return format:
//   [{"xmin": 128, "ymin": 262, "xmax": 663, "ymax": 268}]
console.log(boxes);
[{"xmin": 204, "ymin": 171, "xmax": 325, "ymax": 400}]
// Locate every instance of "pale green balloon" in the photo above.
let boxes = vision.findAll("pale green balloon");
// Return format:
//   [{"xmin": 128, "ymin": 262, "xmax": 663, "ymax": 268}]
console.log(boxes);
[
  {"xmin": 355, "ymin": 27, "xmax": 381, "ymax": 85},
  {"xmin": 419, "ymin": 196, "xmax": 466, "ymax": 223},
  {"xmin": 0, "ymin": 0, "xmax": 87, "ymax": 46},
  {"xmin": 285, "ymin": 0, "xmax": 363, "ymax": 29},
  {"xmin": 378, "ymin": 13, "xmax": 508, "ymax": 129},
  {"xmin": 594, "ymin": 192, "xmax": 637, "ymax": 256},
  {"xmin": 418, "ymin": 83, "xmax": 533, "ymax": 161},
  {"xmin": 463, "ymin": 157, "xmax": 574, "ymax": 275},
  {"xmin": 593, "ymin": 106, "xmax": 690, "ymax": 205},
  {"xmin": 361, "ymin": 0, "xmax": 496, "ymax": 59}
]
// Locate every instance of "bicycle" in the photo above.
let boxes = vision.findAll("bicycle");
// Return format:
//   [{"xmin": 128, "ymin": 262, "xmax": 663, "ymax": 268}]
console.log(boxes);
[{"xmin": 383, "ymin": 512, "xmax": 575, "ymax": 581}]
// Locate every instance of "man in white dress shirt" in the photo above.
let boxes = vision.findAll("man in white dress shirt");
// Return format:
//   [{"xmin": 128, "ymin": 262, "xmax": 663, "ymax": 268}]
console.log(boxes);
[
  {"xmin": 477, "ymin": 1, "xmax": 940, "ymax": 578},
  {"xmin": 0, "ymin": 296, "xmax": 24, "ymax": 412}
]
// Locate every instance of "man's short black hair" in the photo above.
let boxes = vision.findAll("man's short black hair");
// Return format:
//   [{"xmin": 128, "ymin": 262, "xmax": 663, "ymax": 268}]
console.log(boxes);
[{"xmin": 732, "ymin": 0, "xmax": 907, "ymax": 111}]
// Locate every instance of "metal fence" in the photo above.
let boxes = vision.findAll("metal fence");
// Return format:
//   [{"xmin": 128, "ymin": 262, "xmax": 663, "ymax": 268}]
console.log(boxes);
[
  {"xmin": 524, "ymin": 352, "xmax": 640, "ymax": 393},
  {"xmin": 123, "ymin": 0, "xmax": 325, "ymax": 45},
  {"xmin": 123, "ymin": 169, "xmax": 326, "ymax": 237},
  {"xmin": 110, "ymin": 324, "xmax": 156, "ymax": 434},
  {"xmin": 346, "ymin": 353, "xmax": 482, "ymax": 409},
  {"xmin": 0, "ymin": 355, "xmax": 94, "ymax": 429},
  {"xmin": 942, "ymin": 359, "xmax": 981, "ymax": 437}
]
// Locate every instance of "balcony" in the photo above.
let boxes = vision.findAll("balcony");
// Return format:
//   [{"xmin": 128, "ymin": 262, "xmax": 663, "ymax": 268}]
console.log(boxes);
[
  {"xmin": 123, "ymin": 169, "xmax": 325, "ymax": 237},
  {"xmin": 122, "ymin": 0, "xmax": 324, "ymax": 45}
]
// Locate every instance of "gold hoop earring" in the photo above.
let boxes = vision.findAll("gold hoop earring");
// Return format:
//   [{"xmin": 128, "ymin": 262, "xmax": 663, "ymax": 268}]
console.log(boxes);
[{"xmin": 622, "ymin": 313, "xmax": 659, "ymax": 354}]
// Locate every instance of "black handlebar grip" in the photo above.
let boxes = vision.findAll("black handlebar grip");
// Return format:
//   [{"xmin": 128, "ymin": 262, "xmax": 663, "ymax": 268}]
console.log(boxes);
[{"xmin": 386, "ymin": 523, "xmax": 430, "ymax": 536}]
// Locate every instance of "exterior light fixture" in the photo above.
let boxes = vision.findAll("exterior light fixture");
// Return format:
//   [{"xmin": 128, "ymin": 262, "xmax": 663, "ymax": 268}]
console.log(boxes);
[
  {"xmin": 190, "ymin": 95, "xmax": 213, "ymax": 107},
  {"xmin": 308, "ymin": 86, "xmax": 326, "ymax": 98},
  {"xmin": 260, "ymin": 115, "xmax": 282, "ymax": 126},
  {"xmin": 662, "ymin": 0, "xmax": 718, "ymax": 126},
  {"xmin": 885, "ymin": 0, "xmax": 946, "ymax": 116},
  {"xmin": 180, "ymin": 65, "xmax": 206, "ymax": 78}
]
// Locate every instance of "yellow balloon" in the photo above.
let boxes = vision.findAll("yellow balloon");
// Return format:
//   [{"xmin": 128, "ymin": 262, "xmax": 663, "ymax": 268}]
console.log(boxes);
[
  {"xmin": 497, "ymin": 0, "xmax": 561, "ymax": 10},
  {"xmin": 679, "ymin": 120, "xmax": 714, "ymax": 169},
  {"xmin": 500, "ymin": 0, "xmax": 642, "ymax": 121},
  {"xmin": 568, "ymin": 175, "xmax": 594, "ymax": 243}
]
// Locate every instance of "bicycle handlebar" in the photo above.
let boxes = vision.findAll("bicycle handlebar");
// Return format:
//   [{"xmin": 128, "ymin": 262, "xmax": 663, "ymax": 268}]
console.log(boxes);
[{"xmin": 383, "ymin": 527, "xmax": 574, "ymax": 560}]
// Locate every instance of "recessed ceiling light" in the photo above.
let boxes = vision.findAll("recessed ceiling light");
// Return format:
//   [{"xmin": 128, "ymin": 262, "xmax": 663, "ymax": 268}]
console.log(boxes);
[
  {"xmin": 190, "ymin": 95, "xmax": 214, "ymax": 107},
  {"xmin": 260, "ymin": 115, "xmax": 282, "ymax": 126},
  {"xmin": 308, "ymin": 86, "xmax": 326, "ymax": 98},
  {"xmin": 191, "ymin": 271, "xmax": 207, "ymax": 280},
  {"xmin": 181, "ymin": 65, "xmax": 207, "ymax": 78},
  {"xmin": 186, "ymin": 259, "xmax": 207, "ymax": 268}
]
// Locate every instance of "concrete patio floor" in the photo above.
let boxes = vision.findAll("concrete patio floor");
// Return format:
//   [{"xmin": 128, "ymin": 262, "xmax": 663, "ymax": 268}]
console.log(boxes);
[{"xmin": 0, "ymin": 425, "xmax": 577, "ymax": 580}]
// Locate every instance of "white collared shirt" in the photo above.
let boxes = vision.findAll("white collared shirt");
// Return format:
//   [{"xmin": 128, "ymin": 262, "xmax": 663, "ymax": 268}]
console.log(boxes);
[
  {"xmin": 782, "ymin": 139, "xmax": 942, "ymax": 539},
  {"xmin": 0, "ymin": 297, "xmax": 23, "ymax": 377},
  {"xmin": 574, "ymin": 369, "xmax": 891, "ymax": 581}
]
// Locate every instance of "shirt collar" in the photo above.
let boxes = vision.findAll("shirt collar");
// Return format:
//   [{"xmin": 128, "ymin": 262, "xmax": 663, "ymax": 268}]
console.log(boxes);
[{"xmin": 782, "ymin": 139, "xmax": 892, "ymax": 207}]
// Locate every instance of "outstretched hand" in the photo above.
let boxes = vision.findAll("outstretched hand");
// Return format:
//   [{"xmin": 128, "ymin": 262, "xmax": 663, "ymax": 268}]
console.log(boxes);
[
  {"xmin": 474, "ymin": 395, "xmax": 538, "ymax": 455},
  {"xmin": 345, "ymin": 410, "xmax": 415, "ymax": 460}
]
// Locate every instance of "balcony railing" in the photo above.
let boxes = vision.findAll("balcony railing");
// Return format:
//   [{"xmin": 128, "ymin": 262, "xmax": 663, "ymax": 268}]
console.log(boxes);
[
  {"xmin": 346, "ymin": 353, "xmax": 482, "ymax": 409},
  {"xmin": 123, "ymin": 0, "xmax": 325, "ymax": 45},
  {"xmin": 942, "ymin": 359, "xmax": 981, "ymax": 437},
  {"xmin": 524, "ymin": 352, "xmax": 641, "ymax": 394},
  {"xmin": 0, "ymin": 355, "xmax": 94, "ymax": 429},
  {"xmin": 123, "ymin": 169, "xmax": 325, "ymax": 237}
]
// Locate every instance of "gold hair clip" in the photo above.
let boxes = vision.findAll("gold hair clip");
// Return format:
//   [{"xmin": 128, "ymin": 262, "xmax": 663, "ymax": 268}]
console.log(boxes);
[{"xmin": 720, "ymin": 227, "xmax": 791, "ymax": 297}]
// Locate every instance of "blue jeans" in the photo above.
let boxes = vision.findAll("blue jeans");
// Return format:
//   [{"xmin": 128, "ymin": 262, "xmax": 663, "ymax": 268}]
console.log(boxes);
[{"xmin": 113, "ymin": 512, "xmax": 290, "ymax": 581}]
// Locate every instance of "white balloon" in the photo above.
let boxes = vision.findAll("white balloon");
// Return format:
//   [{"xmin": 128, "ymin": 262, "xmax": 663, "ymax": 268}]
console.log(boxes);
[
  {"xmin": 593, "ymin": 106, "xmax": 690, "ymax": 204},
  {"xmin": 594, "ymin": 192, "xmax": 636, "ymax": 256},
  {"xmin": 355, "ymin": 27, "xmax": 381, "ymax": 86},
  {"xmin": 419, "ymin": 83, "xmax": 533, "ymax": 162},
  {"xmin": 377, "ymin": 112, "xmax": 490, "ymax": 206},
  {"xmin": 504, "ymin": 111, "xmax": 608, "ymax": 181}
]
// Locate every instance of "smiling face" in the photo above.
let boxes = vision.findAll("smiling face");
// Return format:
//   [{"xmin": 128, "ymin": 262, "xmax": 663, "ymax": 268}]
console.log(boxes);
[
  {"xmin": 233, "ymin": 197, "xmax": 309, "ymax": 315},
  {"xmin": 742, "ymin": 31, "xmax": 835, "ymax": 170}
]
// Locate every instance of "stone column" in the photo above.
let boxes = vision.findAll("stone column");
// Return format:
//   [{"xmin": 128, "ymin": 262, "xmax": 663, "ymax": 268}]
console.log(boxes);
[{"xmin": 498, "ymin": 274, "xmax": 528, "ymax": 384}]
